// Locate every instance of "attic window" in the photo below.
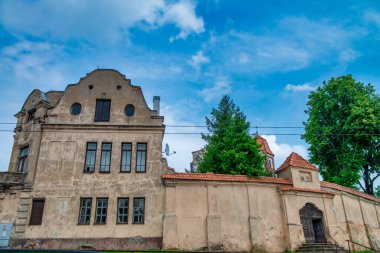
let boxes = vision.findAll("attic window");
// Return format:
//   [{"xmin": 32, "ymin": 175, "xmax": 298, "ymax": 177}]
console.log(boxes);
[
  {"xmin": 95, "ymin": 99, "xmax": 111, "ymax": 121},
  {"xmin": 71, "ymin": 103, "xmax": 82, "ymax": 116},
  {"xmin": 89, "ymin": 85, "xmax": 93, "ymax": 90},
  {"xmin": 124, "ymin": 104, "xmax": 135, "ymax": 117},
  {"xmin": 300, "ymin": 171, "xmax": 312, "ymax": 182},
  {"xmin": 27, "ymin": 109, "xmax": 36, "ymax": 121}
]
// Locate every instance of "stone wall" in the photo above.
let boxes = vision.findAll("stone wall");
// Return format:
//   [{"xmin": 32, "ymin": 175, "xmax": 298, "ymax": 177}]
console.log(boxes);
[{"xmin": 162, "ymin": 179, "xmax": 380, "ymax": 252}]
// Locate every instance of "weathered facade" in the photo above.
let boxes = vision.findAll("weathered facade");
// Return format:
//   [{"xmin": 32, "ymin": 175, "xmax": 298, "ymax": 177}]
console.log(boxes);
[
  {"xmin": 0, "ymin": 69, "xmax": 379, "ymax": 252},
  {"xmin": 1, "ymin": 69, "xmax": 169, "ymax": 249}
]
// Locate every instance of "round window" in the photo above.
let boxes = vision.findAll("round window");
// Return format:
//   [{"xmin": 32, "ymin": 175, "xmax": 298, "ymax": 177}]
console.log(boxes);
[
  {"xmin": 124, "ymin": 104, "xmax": 135, "ymax": 117},
  {"xmin": 71, "ymin": 103, "xmax": 82, "ymax": 115}
]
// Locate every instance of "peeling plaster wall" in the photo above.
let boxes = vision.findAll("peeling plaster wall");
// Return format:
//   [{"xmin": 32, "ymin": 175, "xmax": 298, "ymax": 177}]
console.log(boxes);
[
  {"xmin": 162, "ymin": 182, "xmax": 288, "ymax": 252},
  {"xmin": 0, "ymin": 191, "xmax": 21, "ymax": 223},
  {"xmin": 163, "ymin": 180, "xmax": 380, "ymax": 252},
  {"xmin": 3, "ymin": 70, "xmax": 168, "ymax": 250}
]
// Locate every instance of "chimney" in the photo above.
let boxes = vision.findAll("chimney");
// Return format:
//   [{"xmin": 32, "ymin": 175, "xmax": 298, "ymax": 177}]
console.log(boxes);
[{"xmin": 153, "ymin": 96, "xmax": 160, "ymax": 115}]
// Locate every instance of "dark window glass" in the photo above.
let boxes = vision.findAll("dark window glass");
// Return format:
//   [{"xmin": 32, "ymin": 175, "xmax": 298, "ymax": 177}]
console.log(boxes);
[
  {"xmin": 133, "ymin": 198, "xmax": 145, "ymax": 224},
  {"xmin": 95, "ymin": 198, "xmax": 108, "ymax": 224},
  {"xmin": 84, "ymin": 142, "xmax": 97, "ymax": 173},
  {"xmin": 71, "ymin": 103, "xmax": 82, "ymax": 115},
  {"xmin": 27, "ymin": 109, "xmax": 36, "ymax": 121},
  {"xmin": 100, "ymin": 143, "xmax": 112, "ymax": 172},
  {"xmin": 124, "ymin": 104, "xmax": 135, "ymax": 117},
  {"xmin": 78, "ymin": 198, "xmax": 92, "ymax": 224},
  {"xmin": 29, "ymin": 199, "xmax": 45, "ymax": 225},
  {"xmin": 17, "ymin": 147, "xmax": 28, "ymax": 173},
  {"xmin": 136, "ymin": 143, "xmax": 147, "ymax": 172},
  {"xmin": 120, "ymin": 143, "xmax": 132, "ymax": 172},
  {"xmin": 95, "ymin": 99, "xmax": 111, "ymax": 121},
  {"xmin": 117, "ymin": 198, "xmax": 129, "ymax": 224}
]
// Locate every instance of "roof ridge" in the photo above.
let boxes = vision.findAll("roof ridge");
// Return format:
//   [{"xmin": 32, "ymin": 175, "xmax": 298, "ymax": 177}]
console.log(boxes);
[{"xmin": 275, "ymin": 152, "xmax": 318, "ymax": 174}]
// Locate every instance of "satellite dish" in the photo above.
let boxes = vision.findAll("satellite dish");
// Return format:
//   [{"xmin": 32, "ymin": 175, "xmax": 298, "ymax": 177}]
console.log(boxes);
[{"xmin": 163, "ymin": 143, "xmax": 176, "ymax": 156}]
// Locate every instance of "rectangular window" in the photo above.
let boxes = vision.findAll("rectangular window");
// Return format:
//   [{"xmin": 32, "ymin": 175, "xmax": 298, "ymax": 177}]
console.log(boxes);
[
  {"xmin": 84, "ymin": 142, "xmax": 97, "ymax": 173},
  {"xmin": 136, "ymin": 143, "xmax": 147, "ymax": 173},
  {"xmin": 120, "ymin": 143, "xmax": 132, "ymax": 172},
  {"xmin": 95, "ymin": 99, "xmax": 111, "ymax": 122},
  {"xmin": 78, "ymin": 198, "xmax": 92, "ymax": 225},
  {"xmin": 133, "ymin": 197, "xmax": 145, "ymax": 224},
  {"xmin": 17, "ymin": 147, "xmax": 28, "ymax": 173},
  {"xmin": 117, "ymin": 198, "xmax": 129, "ymax": 224},
  {"xmin": 29, "ymin": 199, "xmax": 45, "ymax": 225},
  {"xmin": 100, "ymin": 143, "xmax": 112, "ymax": 172},
  {"xmin": 94, "ymin": 198, "xmax": 108, "ymax": 224},
  {"xmin": 27, "ymin": 109, "xmax": 36, "ymax": 121},
  {"xmin": 300, "ymin": 171, "xmax": 312, "ymax": 182}
]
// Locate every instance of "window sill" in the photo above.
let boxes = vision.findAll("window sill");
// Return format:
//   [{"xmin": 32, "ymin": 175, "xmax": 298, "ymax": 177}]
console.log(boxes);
[
  {"xmin": 99, "ymin": 171, "xmax": 111, "ymax": 174},
  {"xmin": 119, "ymin": 171, "xmax": 131, "ymax": 173},
  {"xmin": 135, "ymin": 171, "xmax": 146, "ymax": 173}
]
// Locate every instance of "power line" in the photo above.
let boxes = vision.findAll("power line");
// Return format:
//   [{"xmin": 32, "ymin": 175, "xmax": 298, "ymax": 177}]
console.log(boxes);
[
  {"xmin": 0, "ymin": 122, "xmax": 305, "ymax": 128},
  {"xmin": 0, "ymin": 129, "xmax": 379, "ymax": 136}
]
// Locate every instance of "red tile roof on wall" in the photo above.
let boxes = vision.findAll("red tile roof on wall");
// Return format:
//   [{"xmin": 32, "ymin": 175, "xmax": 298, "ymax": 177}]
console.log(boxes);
[
  {"xmin": 321, "ymin": 181, "xmax": 380, "ymax": 203},
  {"xmin": 162, "ymin": 172, "xmax": 292, "ymax": 185},
  {"xmin": 280, "ymin": 186, "xmax": 334, "ymax": 195},
  {"xmin": 256, "ymin": 135, "xmax": 274, "ymax": 156},
  {"xmin": 162, "ymin": 173, "xmax": 380, "ymax": 203},
  {"xmin": 275, "ymin": 152, "xmax": 319, "ymax": 174}
]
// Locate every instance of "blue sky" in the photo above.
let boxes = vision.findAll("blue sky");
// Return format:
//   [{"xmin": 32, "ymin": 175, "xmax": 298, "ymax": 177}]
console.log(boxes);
[{"xmin": 0, "ymin": 0, "xmax": 380, "ymax": 173}]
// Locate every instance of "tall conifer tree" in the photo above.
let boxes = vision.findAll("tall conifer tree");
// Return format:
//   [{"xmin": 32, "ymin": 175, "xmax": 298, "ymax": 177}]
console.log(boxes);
[{"xmin": 198, "ymin": 95, "xmax": 266, "ymax": 177}]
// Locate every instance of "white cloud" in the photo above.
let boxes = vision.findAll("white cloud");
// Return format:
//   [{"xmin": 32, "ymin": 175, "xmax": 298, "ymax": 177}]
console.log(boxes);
[
  {"xmin": 262, "ymin": 135, "xmax": 308, "ymax": 169},
  {"xmin": 364, "ymin": 10, "xmax": 380, "ymax": 28},
  {"xmin": 238, "ymin": 52, "xmax": 250, "ymax": 64},
  {"xmin": 0, "ymin": 0, "xmax": 204, "ymax": 43},
  {"xmin": 200, "ymin": 79, "xmax": 231, "ymax": 102},
  {"xmin": 1, "ymin": 41, "xmax": 67, "ymax": 89},
  {"xmin": 188, "ymin": 50, "xmax": 210, "ymax": 69},
  {"xmin": 285, "ymin": 83, "xmax": 315, "ymax": 92},
  {"xmin": 203, "ymin": 17, "xmax": 360, "ymax": 74},
  {"xmin": 161, "ymin": 103, "xmax": 205, "ymax": 171},
  {"xmin": 168, "ymin": 65, "xmax": 183, "ymax": 74},
  {"xmin": 164, "ymin": 0, "xmax": 205, "ymax": 42}
]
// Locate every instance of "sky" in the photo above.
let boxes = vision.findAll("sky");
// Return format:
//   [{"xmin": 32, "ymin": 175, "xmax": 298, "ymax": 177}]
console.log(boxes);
[{"xmin": 0, "ymin": 0, "xmax": 380, "ymax": 174}]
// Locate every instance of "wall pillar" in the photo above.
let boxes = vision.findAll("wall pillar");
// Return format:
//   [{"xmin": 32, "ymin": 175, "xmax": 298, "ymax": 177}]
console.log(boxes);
[
  {"xmin": 247, "ymin": 186, "xmax": 265, "ymax": 250},
  {"xmin": 13, "ymin": 188, "xmax": 32, "ymax": 238},
  {"xmin": 206, "ymin": 185, "xmax": 222, "ymax": 250},
  {"xmin": 162, "ymin": 186, "xmax": 178, "ymax": 249}
]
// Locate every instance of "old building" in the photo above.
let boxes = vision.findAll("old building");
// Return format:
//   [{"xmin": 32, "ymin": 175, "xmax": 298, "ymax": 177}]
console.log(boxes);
[
  {"xmin": 0, "ymin": 69, "xmax": 169, "ymax": 249},
  {"xmin": 0, "ymin": 69, "xmax": 379, "ymax": 252}
]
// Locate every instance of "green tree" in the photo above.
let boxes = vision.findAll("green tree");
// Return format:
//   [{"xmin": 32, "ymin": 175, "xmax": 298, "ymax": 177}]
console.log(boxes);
[
  {"xmin": 198, "ymin": 95, "xmax": 267, "ymax": 177},
  {"xmin": 376, "ymin": 186, "xmax": 380, "ymax": 198},
  {"xmin": 303, "ymin": 75, "xmax": 380, "ymax": 195}
]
